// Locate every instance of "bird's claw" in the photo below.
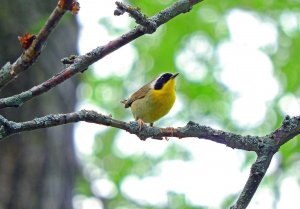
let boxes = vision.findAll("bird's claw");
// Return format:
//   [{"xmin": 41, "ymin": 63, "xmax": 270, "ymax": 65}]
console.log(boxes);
[{"xmin": 137, "ymin": 119, "xmax": 145, "ymax": 131}]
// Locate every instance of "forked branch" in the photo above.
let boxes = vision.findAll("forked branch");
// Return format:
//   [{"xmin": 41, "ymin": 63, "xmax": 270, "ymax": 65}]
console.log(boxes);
[
  {"xmin": 0, "ymin": 110, "xmax": 298, "ymax": 208},
  {"xmin": 0, "ymin": 101, "xmax": 298, "ymax": 209}
]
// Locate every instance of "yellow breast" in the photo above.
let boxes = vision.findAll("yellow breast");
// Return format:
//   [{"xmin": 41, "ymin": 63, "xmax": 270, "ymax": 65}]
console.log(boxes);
[{"xmin": 130, "ymin": 79, "xmax": 176, "ymax": 123}]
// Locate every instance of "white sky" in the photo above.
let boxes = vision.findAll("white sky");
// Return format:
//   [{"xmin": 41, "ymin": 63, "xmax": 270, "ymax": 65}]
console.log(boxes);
[{"xmin": 74, "ymin": 1, "xmax": 300, "ymax": 209}]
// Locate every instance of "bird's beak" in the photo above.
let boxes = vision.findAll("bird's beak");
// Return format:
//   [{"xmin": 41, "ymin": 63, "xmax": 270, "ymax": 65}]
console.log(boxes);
[{"xmin": 171, "ymin": 73, "xmax": 179, "ymax": 79}]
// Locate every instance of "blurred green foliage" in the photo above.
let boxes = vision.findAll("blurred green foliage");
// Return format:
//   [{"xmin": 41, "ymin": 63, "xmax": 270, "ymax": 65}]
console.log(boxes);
[{"xmin": 75, "ymin": 0, "xmax": 300, "ymax": 208}]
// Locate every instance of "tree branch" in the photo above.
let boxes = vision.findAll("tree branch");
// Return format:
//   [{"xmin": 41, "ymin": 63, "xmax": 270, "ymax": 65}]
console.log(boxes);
[
  {"xmin": 0, "ymin": 110, "xmax": 259, "ymax": 147},
  {"xmin": 229, "ymin": 114, "xmax": 300, "ymax": 208},
  {"xmin": 0, "ymin": 0, "xmax": 203, "ymax": 109},
  {"xmin": 270, "ymin": 115, "xmax": 300, "ymax": 146},
  {"xmin": 230, "ymin": 151, "xmax": 275, "ymax": 209},
  {"xmin": 115, "ymin": 2, "xmax": 157, "ymax": 33},
  {"xmin": 0, "ymin": 110, "xmax": 298, "ymax": 150},
  {"xmin": 0, "ymin": 110, "xmax": 298, "ymax": 147},
  {"xmin": 0, "ymin": 110, "xmax": 289, "ymax": 148},
  {"xmin": 0, "ymin": 0, "xmax": 74, "ymax": 90}
]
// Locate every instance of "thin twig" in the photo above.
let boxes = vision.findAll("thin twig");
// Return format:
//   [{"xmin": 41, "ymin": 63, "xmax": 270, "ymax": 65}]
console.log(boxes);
[{"xmin": 115, "ymin": 1, "xmax": 157, "ymax": 33}]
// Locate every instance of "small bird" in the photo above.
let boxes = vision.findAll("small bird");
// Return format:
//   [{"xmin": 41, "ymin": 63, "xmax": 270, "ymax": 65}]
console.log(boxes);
[{"xmin": 122, "ymin": 72, "xmax": 179, "ymax": 130}]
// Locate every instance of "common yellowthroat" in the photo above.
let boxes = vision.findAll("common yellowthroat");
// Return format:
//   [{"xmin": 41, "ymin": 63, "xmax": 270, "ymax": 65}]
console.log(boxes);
[{"xmin": 122, "ymin": 72, "xmax": 179, "ymax": 130}]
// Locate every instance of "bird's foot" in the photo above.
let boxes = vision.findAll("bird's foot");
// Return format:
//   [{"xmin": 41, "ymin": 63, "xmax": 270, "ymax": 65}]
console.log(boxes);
[{"xmin": 137, "ymin": 119, "xmax": 145, "ymax": 131}]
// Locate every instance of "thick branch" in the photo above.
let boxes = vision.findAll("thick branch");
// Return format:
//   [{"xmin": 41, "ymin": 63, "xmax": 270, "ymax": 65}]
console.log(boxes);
[
  {"xmin": 0, "ymin": 0, "xmax": 73, "ymax": 90},
  {"xmin": 0, "ymin": 0, "xmax": 203, "ymax": 108},
  {"xmin": 270, "ymin": 115, "xmax": 300, "ymax": 146},
  {"xmin": 0, "ymin": 110, "xmax": 268, "ymax": 152},
  {"xmin": 0, "ymin": 110, "xmax": 297, "ymax": 152},
  {"xmin": 0, "ymin": 110, "xmax": 257, "ymax": 152},
  {"xmin": 230, "ymin": 151, "xmax": 275, "ymax": 209}
]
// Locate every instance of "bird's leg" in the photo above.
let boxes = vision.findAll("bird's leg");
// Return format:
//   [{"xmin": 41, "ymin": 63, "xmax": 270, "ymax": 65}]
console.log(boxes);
[{"xmin": 137, "ymin": 118, "xmax": 145, "ymax": 131}]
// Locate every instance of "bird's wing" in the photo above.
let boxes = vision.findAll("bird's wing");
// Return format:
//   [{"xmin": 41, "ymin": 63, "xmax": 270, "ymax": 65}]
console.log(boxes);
[{"xmin": 122, "ymin": 80, "xmax": 153, "ymax": 108}]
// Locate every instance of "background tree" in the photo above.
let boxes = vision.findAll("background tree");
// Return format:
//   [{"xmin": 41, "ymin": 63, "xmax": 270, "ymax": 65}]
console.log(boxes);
[{"xmin": 0, "ymin": 0, "xmax": 78, "ymax": 208}]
